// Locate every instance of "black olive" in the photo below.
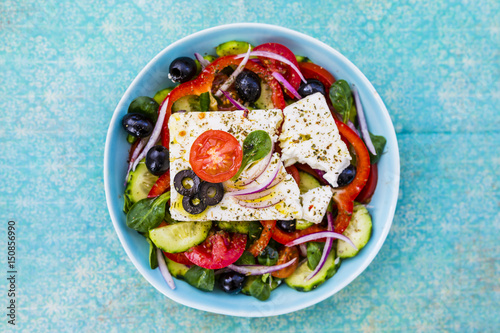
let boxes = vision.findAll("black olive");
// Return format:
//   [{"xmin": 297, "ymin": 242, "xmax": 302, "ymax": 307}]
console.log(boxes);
[
  {"xmin": 276, "ymin": 220, "xmax": 296, "ymax": 233},
  {"xmin": 122, "ymin": 113, "xmax": 153, "ymax": 138},
  {"xmin": 145, "ymin": 145, "xmax": 170, "ymax": 176},
  {"xmin": 169, "ymin": 57, "xmax": 197, "ymax": 83},
  {"xmin": 128, "ymin": 96, "xmax": 159, "ymax": 123},
  {"xmin": 182, "ymin": 193, "xmax": 207, "ymax": 215},
  {"xmin": 235, "ymin": 70, "xmax": 261, "ymax": 104},
  {"xmin": 174, "ymin": 170, "xmax": 201, "ymax": 196},
  {"xmin": 298, "ymin": 79, "xmax": 325, "ymax": 98},
  {"xmin": 198, "ymin": 182, "xmax": 224, "ymax": 206},
  {"xmin": 337, "ymin": 164, "xmax": 356, "ymax": 187},
  {"xmin": 219, "ymin": 272, "xmax": 245, "ymax": 294}
]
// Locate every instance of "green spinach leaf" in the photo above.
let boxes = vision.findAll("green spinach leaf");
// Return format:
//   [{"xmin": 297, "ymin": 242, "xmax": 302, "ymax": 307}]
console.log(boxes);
[
  {"xmin": 126, "ymin": 191, "xmax": 170, "ymax": 233},
  {"xmin": 232, "ymin": 130, "xmax": 272, "ymax": 181},
  {"xmin": 249, "ymin": 277, "xmax": 271, "ymax": 301},
  {"xmin": 199, "ymin": 92, "xmax": 210, "ymax": 112},
  {"xmin": 146, "ymin": 237, "xmax": 158, "ymax": 269},
  {"xmin": 368, "ymin": 132, "xmax": 387, "ymax": 164},
  {"xmin": 184, "ymin": 266, "xmax": 215, "ymax": 292},
  {"xmin": 307, "ymin": 242, "xmax": 324, "ymax": 270},
  {"xmin": 329, "ymin": 80, "xmax": 354, "ymax": 124},
  {"xmin": 235, "ymin": 251, "xmax": 256, "ymax": 265}
]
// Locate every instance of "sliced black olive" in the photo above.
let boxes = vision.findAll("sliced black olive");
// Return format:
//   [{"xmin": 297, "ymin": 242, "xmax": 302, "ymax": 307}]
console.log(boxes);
[
  {"xmin": 337, "ymin": 164, "xmax": 356, "ymax": 187},
  {"xmin": 182, "ymin": 193, "xmax": 207, "ymax": 215},
  {"xmin": 198, "ymin": 182, "xmax": 224, "ymax": 206},
  {"xmin": 174, "ymin": 170, "xmax": 201, "ymax": 196},
  {"xmin": 169, "ymin": 57, "xmax": 197, "ymax": 83},
  {"xmin": 219, "ymin": 272, "xmax": 245, "ymax": 294},
  {"xmin": 276, "ymin": 220, "xmax": 296, "ymax": 233},
  {"xmin": 298, "ymin": 79, "xmax": 325, "ymax": 97},
  {"xmin": 145, "ymin": 145, "xmax": 169, "ymax": 176},
  {"xmin": 235, "ymin": 70, "xmax": 261, "ymax": 104},
  {"xmin": 122, "ymin": 113, "xmax": 153, "ymax": 138}
]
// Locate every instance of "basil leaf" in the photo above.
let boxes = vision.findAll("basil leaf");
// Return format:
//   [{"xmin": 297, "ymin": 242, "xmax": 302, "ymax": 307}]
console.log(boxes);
[
  {"xmin": 368, "ymin": 132, "xmax": 387, "ymax": 164},
  {"xmin": 249, "ymin": 277, "xmax": 271, "ymax": 301},
  {"xmin": 184, "ymin": 266, "xmax": 215, "ymax": 292},
  {"xmin": 257, "ymin": 246, "xmax": 279, "ymax": 266},
  {"xmin": 146, "ymin": 237, "xmax": 158, "ymax": 269},
  {"xmin": 232, "ymin": 130, "xmax": 272, "ymax": 181},
  {"xmin": 307, "ymin": 242, "xmax": 324, "ymax": 270},
  {"xmin": 199, "ymin": 92, "xmax": 210, "ymax": 112},
  {"xmin": 126, "ymin": 191, "xmax": 171, "ymax": 233},
  {"xmin": 329, "ymin": 80, "xmax": 353, "ymax": 124},
  {"xmin": 235, "ymin": 251, "xmax": 256, "ymax": 265}
]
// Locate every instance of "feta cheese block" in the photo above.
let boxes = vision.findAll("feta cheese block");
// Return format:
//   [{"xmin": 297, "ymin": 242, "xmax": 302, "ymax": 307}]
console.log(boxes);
[
  {"xmin": 168, "ymin": 109, "xmax": 303, "ymax": 221},
  {"xmin": 300, "ymin": 186, "xmax": 334, "ymax": 224},
  {"xmin": 279, "ymin": 92, "xmax": 351, "ymax": 187}
]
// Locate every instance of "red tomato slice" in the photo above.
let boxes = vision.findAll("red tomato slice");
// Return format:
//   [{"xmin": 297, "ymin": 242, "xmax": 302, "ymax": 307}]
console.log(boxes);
[
  {"xmin": 147, "ymin": 171, "xmax": 170, "ymax": 198},
  {"xmin": 185, "ymin": 231, "xmax": 247, "ymax": 269},
  {"xmin": 248, "ymin": 220, "xmax": 276, "ymax": 257},
  {"xmin": 271, "ymin": 246, "xmax": 299, "ymax": 278},
  {"xmin": 356, "ymin": 163, "xmax": 378, "ymax": 203},
  {"xmin": 285, "ymin": 165, "xmax": 300, "ymax": 185},
  {"xmin": 163, "ymin": 251, "xmax": 193, "ymax": 265},
  {"xmin": 189, "ymin": 130, "xmax": 243, "ymax": 183},
  {"xmin": 254, "ymin": 43, "xmax": 301, "ymax": 99}
]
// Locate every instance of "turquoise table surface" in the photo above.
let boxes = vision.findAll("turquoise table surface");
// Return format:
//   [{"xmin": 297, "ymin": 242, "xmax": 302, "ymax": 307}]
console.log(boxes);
[{"xmin": 1, "ymin": 0, "xmax": 499, "ymax": 331}]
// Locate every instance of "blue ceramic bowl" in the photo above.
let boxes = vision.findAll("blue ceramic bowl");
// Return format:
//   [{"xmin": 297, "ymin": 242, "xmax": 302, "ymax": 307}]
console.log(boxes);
[{"xmin": 104, "ymin": 23, "xmax": 400, "ymax": 317}]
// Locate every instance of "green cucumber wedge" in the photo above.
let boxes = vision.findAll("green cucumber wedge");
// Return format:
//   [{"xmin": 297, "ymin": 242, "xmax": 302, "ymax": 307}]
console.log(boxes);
[
  {"xmin": 337, "ymin": 204, "xmax": 372, "ymax": 258},
  {"xmin": 165, "ymin": 257, "xmax": 190, "ymax": 279},
  {"xmin": 149, "ymin": 221, "xmax": 212, "ymax": 253},
  {"xmin": 298, "ymin": 171, "xmax": 321, "ymax": 194},
  {"xmin": 124, "ymin": 159, "xmax": 158, "ymax": 210},
  {"xmin": 285, "ymin": 250, "xmax": 340, "ymax": 292}
]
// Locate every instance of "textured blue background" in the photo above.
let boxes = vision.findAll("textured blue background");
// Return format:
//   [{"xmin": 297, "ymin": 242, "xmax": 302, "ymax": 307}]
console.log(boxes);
[{"xmin": 1, "ymin": 0, "xmax": 499, "ymax": 331}]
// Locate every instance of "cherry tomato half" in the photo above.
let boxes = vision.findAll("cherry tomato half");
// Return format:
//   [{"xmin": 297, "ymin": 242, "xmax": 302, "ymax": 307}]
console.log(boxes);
[
  {"xmin": 189, "ymin": 130, "xmax": 243, "ymax": 183},
  {"xmin": 163, "ymin": 251, "xmax": 193, "ymax": 265},
  {"xmin": 254, "ymin": 43, "xmax": 301, "ymax": 99},
  {"xmin": 185, "ymin": 231, "xmax": 247, "ymax": 269},
  {"xmin": 271, "ymin": 246, "xmax": 299, "ymax": 278}
]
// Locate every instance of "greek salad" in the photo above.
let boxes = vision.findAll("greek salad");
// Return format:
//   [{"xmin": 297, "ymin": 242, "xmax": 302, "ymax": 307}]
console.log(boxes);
[{"xmin": 120, "ymin": 41, "xmax": 386, "ymax": 300}]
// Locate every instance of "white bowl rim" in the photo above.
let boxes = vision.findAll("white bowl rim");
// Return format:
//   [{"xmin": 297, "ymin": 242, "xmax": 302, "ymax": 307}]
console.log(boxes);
[{"xmin": 104, "ymin": 22, "xmax": 400, "ymax": 317}]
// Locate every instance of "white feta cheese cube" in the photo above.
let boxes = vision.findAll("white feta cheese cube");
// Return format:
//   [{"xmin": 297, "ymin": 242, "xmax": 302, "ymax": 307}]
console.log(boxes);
[
  {"xmin": 279, "ymin": 93, "xmax": 351, "ymax": 187},
  {"xmin": 300, "ymin": 186, "xmax": 334, "ymax": 224}
]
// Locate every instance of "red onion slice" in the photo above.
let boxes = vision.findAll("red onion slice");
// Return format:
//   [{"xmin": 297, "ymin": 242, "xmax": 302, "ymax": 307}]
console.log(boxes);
[
  {"xmin": 234, "ymin": 184, "xmax": 278, "ymax": 200},
  {"xmin": 220, "ymin": 89, "xmax": 246, "ymax": 111},
  {"xmin": 226, "ymin": 162, "xmax": 282, "ymax": 196},
  {"xmin": 271, "ymin": 72, "xmax": 302, "ymax": 99},
  {"xmin": 194, "ymin": 52, "xmax": 210, "ymax": 69},
  {"xmin": 157, "ymin": 249, "xmax": 176, "ymax": 290},
  {"xmin": 307, "ymin": 211, "xmax": 333, "ymax": 280},
  {"xmin": 125, "ymin": 136, "xmax": 149, "ymax": 183},
  {"xmin": 299, "ymin": 243, "xmax": 307, "ymax": 257},
  {"xmin": 285, "ymin": 230, "xmax": 357, "ymax": 250},
  {"xmin": 215, "ymin": 45, "xmax": 252, "ymax": 98},
  {"xmin": 236, "ymin": 150, "xmax": 274, "ymax": 187},
  {"xmin": 352, "ymin": 84, "xmax": 376, "ymax": 155},
  {"xmin": 131, "ymin": 98, "xmax": 168, "ymax": 171},
  {"xmin": 235, "ymin": 193, "xmax": 284, "ymax": 209},
  {"xmin": 228, "ymin": 258, "xmax": 297, "ymax": 276},
  {"xmin": 235, "ymin": 51, "xmax": 307, "ymax": 83}
]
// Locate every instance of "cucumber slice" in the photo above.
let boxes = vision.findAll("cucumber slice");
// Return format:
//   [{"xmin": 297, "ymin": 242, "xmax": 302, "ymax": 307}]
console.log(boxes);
[
  {"xmin": 165, "ymin": 257, "xmax": 190, "ymax": 279},
  {"xmin": 285, "ymin": 250, "xmax": 340, "ymax": 292},
  {"xmin": 153, "ymin": 87, "xmax": 173, "ymax": 104},
  {"xmin": 254, "ymin": 81, "xmax": 274, "ymax": 109},
  {"xmin": 149, "ymin": 221, "xmax": 212, "ymax": 253},
  {"xmin": 217, "ymin": 221, "xmax": 261, "ymax": 234},
  {"xmin": 216, "ymin": 40, "xmax": 253, "ymax": 57},
  {"xmin": 337, "ymin": 204, "xmax": 372, "ymax": 258},
  {"xmin": 296, "ymin": 219, "xmax": 314, "ymax": 230},
  {"xmin": 172, "ymin": 95, "xmax": 201, "ymax": 112},
  {"xmin": 298, "ymin": 171, "xmax": 321, "ymax": 194},
  {"xmin": 124, "ymin": 159, "xmax": 158, "ymax": 209}
]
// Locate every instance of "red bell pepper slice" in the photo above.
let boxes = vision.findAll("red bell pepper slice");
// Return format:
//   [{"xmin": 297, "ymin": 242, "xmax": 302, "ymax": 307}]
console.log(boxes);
[
  {"xmin": 147, "ymin": 171, "xmax": 170, "ymax": 198},
  {"xmin": 332, "ymin": 119, "xmax": 371, "ymax": 234},
  {"xmin": 298, "ymin": 62, "xmax": 336, "ymax": 92},
  {"xmin": 272, "ymin": 224, "xmax": 326, "ymax": 245},
  {"xmin": 159, "ymin": 55, "xmax": 286, "ymax": 148},
  {"xmin": 356, "ymin": 163, "xmax": 378, "ymax": 204},
  {"xmin": 248, "ymin": 220, "xmax": 276, "ymax": 257}
]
